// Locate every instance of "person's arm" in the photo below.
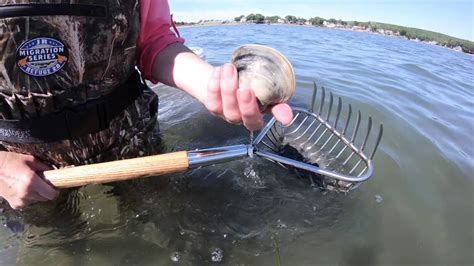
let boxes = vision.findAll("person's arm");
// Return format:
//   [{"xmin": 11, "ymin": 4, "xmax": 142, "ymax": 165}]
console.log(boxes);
[
  {"xmin": 0, "ymin": 151, "xmax": 59, "ymax": 209},
  {"xmin": 137, "ymin": 0, "xmax": 293, "ymax": 131},
  {"xmin": 136, "ymin": 0, "xmax": 211, "ymax": 102},
  {"xmin": 151, "ymin": 43, "xmax": 286, "ymax": 131},
  {"xmin": 150, "ymin": 43, "xmax": 212, "ymax": 103}
]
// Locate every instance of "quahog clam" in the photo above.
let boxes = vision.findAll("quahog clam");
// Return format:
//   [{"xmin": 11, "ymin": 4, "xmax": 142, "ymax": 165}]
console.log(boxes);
[{"xmin": 231, "ymin": 44, "xmax": 295, "ymax": 110}]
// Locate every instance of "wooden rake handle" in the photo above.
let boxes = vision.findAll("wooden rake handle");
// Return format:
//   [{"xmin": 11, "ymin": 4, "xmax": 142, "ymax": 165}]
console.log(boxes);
[{"xmin": 43, "ymin": 151, "xmax": 189, "ymax": 188}]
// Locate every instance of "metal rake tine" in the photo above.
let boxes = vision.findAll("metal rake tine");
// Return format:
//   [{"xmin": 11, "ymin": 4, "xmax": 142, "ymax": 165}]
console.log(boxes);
[
  {"xmin": 335, "ymin": 108, "xmax": 360, "ymax": 159},
  {"xmin": 299, "ymin": 94, "xmax": 334, "ymax": 146},
  {"xmin": 360, "ymin": 117, "xmax": 372, "ymax": 151},
  {"xmin": 335, "ymin": 142, "xmax": 348, "ymax": 159},
  {"xmin": 281, "ymin": 112, "xmax": 301, "ymax": 129},
  {"xmin": 357, "ymin": 167, "xmax": 366, "ymax": 177},
  {"xmin": 272, "ymin": 120, "xmax": 283, "ymax": 136},
  {"xmin": 326, "ymin": 92, "xmax": 334, "ymax": 121},
  {"xmin": 285, "ymin": 113, "xmax": 308, "ymax": 135},
  {"xmin": 334, "ymin": 97, "xmax": 342, "ymax": 129},
  {"xmin": 349, "ymin": 158, "xmax": 363, "ymax": 175},
  {"xmin": 328, "ymin": 103, "xmax": 352, "ymax": 154},
  {"xmin": 316, "ymin": 130, "xmax": 335, "ymax": 153},
  {"xmin": 308, "ymin": 127, "xmax": 329, "ymax": 152},
  {"xmin": 290, "ymin": 113, "xmax": 300, "ymax": 124},
  {"xmin": 309, "ymin": 176, "xmax": 316, "ymax": 187},
  {"xmin": 341, "ymin": 110, "xmax": 362, "ymax": 166},
  {"xmin": 265, "ymin": 134, "xmax": 279, "ymax": 150},
  {"xmin": 318, "ymin": 86, "xmax": 326, "ymax": 116},
  {"xmin": 269, "ymin": 126, "xmax": 279, "ymax": 140},
  {"xmin": 351, "ymin": 110, "xmax": 362, "ymax": 143},
  {"xmin": 310, "ymin": 81, "xmax": 318, "ymax": 112},
  {"xmin": 286, "ymin": 116, "xmax": 310, "ymax": 136},
  {"xmin": 262, "ymin": 156, "xmax": 285, "ymax": 168},
  {"xmin": 262, "ymin": 126, "xmax": 280, "ymax": 150},
  {"xmin": 356, "ymin": 124, "xmax": 382, "ymax": 177},
  {"xmin": 314, "ymin": 97, "xmax": 340, "ymax": 152},
  {"xmin": 356, "ymin": 121, "xmax": 380, "ymax": 176},
  {"xmin": 369, "ymin": 124, "xmax": 384, "ymax": 160},
  {"xmin": 262, "ymin": 139, "xmax": 279, "ymax": 152},
  {"xmin": 277, "ymin": 161, "xmax": 289, "ymax": 169},
  {"xmin": 301, "ymin": 122, "xmax": 324, "ymax": 148},
  {"xmin": 342, "ymin": 150, "xmax": 356, "ymax": 166},
  {"xmin": 268, "ymin": 127, "xmax": 281, "ymax": 147},
  {"xmin": 293, "ymin": 118, "xmax": 317, "ymax": 141},
  {"xmin": 343, "ymin": 104, "xmax": 353, "ymax": 135},
  {"xmin": 328, "ymin": 138, "xmax": 342, "ymax": 155}
]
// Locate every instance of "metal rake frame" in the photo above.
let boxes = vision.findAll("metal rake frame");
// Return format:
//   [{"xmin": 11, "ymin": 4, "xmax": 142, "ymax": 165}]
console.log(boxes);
[{"xmin": 253, "ymin": 82, "xmax": 383, "ymax": 185}]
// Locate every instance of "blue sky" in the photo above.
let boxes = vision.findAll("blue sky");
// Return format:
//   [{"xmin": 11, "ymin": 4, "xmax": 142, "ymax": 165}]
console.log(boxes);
[{"xmin": 169, "ymin": 0, "xmax": 473, "ymax": 41}]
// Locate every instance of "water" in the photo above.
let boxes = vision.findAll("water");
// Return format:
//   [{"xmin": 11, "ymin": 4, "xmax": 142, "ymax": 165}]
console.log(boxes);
[{"xmin": 1, "ymin": 25, "xmax": 473, "ymax": 265}]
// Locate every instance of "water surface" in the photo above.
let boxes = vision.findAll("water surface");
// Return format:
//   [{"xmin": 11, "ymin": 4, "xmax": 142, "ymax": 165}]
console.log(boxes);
[{"xmin": 1, "ymin": 25, "xmax": 473, "ymax": 265}]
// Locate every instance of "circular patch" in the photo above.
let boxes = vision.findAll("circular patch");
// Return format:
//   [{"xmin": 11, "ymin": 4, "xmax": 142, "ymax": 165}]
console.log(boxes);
[{"xmin": 16, "ymin": 37, "xmax": 68, "ymax": 77}]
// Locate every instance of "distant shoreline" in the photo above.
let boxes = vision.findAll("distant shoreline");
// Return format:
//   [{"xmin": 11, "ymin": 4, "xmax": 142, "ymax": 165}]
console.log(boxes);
[{"xmin": 177, "ymin": 21, "xmax": 473, "ymax": 55}]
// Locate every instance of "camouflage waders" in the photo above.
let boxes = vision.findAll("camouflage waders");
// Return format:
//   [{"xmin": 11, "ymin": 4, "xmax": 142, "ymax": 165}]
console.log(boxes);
[{"xmin": 0, "ymin": 0, "xmax": 161, "ymax": 167}]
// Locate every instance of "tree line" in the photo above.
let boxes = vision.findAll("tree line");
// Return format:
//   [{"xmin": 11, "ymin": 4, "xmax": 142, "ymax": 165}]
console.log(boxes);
[
  {"xmin": 232, "ymin": 14, "xmax": 473, "ymax": 54},
  {"xmin": 235, "ymin": 14, "xmax": 348, "ymax": 25}
]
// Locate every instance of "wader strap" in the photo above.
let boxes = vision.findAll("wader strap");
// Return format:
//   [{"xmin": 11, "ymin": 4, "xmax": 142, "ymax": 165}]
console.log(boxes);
[
  {"xmin": 0, "ymin": 4, "xmax": 107, "ymax": 19},
  {"xmin": 0, "ymin": 72, "xmax": 146, "ymax": 144}
]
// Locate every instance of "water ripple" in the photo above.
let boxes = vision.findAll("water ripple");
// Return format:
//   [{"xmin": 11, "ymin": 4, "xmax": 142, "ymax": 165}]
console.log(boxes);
[{"xmin": 2, "ymin": 24, "xmax": 473, "ymax": 265}]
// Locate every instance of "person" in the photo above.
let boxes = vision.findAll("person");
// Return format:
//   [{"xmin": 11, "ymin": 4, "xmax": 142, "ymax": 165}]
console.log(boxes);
[{"xmin": 0, "ymin": 0, "xmax": 293, "ymax": 210}]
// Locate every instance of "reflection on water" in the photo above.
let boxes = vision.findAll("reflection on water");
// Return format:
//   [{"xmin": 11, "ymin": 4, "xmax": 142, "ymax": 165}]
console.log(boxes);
[{"xmin": 1, "ymin": 25, "xmax": 473, "ymax": 265}]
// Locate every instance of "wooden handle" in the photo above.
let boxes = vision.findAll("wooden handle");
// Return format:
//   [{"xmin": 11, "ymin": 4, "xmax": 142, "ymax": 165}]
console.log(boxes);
[{"xmin": 43, "ymin": 151, "xmax": 189, "ymax": 188}]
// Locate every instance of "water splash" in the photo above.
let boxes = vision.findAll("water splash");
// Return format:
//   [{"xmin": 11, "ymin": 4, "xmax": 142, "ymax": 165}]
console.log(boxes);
[
  {"xmin": 248, "ymin": 131, "xmax": 255, "ymax": 159},
  {"xmin": 210, "ymin": 247, "xmax": 224, "ymax": 262},
  {"xmin": 170, "ymin": 251, "xmax": 181, "ymax": 262},
  {"xmin": 276, "ymin": 219, "xmax": 287, "ymax": 229},
  {"xmin": 243, "ymin": 164, "xmax": 266, "ymax": 188},
  {"xmin": 375, "ymin": 194, "xmax": 383, "ymax": 203}
]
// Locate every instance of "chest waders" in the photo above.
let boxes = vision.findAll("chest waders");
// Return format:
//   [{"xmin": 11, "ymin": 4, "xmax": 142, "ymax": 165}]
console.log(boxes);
[{"xmin": 0, "ymin": 1, "xmax": 160, "ymax": 167}]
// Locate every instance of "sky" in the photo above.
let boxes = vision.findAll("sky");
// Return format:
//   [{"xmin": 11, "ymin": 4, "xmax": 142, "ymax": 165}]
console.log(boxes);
[{"xmin": 169, "ymin": 0, "xmax": 474, "ymax": 41}]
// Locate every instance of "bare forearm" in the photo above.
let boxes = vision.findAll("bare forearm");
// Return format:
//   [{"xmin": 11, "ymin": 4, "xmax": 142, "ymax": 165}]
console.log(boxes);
[
  {"xmin": 151, "ymin": 43, "xmax": 213, "ymax": 103},
  {"xmin": 150, "ymin": 42, "xmax": 294, "ymax": 130}
]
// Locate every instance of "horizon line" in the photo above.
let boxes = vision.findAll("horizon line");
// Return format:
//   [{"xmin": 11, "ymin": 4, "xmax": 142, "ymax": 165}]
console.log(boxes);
[{"xmin": 173, "ymin": 17, "xmax": 474, "ymax": 43}]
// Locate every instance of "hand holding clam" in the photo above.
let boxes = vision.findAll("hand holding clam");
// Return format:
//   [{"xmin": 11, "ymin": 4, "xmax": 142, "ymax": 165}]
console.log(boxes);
[
  {"xmin": 204, "ymin": 45, "xmax": 294, "ymax": 131},
  {"xmin": 231, "ymin": 44, "xmax": 296, "ymax": 110}
]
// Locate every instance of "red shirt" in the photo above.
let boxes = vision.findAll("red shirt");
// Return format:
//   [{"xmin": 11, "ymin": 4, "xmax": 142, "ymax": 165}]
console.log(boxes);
[{"xmin": 137, "ymin": 0, "xmax": 185, "ymax": 83}]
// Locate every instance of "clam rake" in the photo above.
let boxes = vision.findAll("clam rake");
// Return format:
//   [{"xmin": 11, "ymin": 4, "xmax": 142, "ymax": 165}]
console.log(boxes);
[
  {"xmin": 43, "ymin": 83, "xmax": 383, "ymax": 191},
  {"xmin": 255, "ymin": 83, "xmax": 383, "ymax": 191}
]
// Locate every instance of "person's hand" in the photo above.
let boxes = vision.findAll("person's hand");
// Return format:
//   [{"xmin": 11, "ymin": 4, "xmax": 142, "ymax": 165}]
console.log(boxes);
[
  {"xmin": 0, "ymin": 151, "xmax": 59, "ymax": 209},
  {"xmin": 205, "ymin": 63, "xmax": 293, "ymax": 131}
]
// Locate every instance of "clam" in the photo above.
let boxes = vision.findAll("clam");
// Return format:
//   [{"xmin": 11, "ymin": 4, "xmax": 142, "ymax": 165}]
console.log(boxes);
[{"xmin": 231, "ymin": 44, "xmax": 295, "ymax": 110}]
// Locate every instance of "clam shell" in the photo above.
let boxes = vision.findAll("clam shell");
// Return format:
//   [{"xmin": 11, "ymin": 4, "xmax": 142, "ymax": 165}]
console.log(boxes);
[{"xmin": 231, "ymin": 44, "xmax": 295, "ymax": 109}]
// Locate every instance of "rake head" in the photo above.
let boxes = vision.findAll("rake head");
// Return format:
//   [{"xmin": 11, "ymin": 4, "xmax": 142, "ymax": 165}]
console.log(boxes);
[{"xmin": 253, "ymin": 82, "xmax": 383, "ymax": 192}]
